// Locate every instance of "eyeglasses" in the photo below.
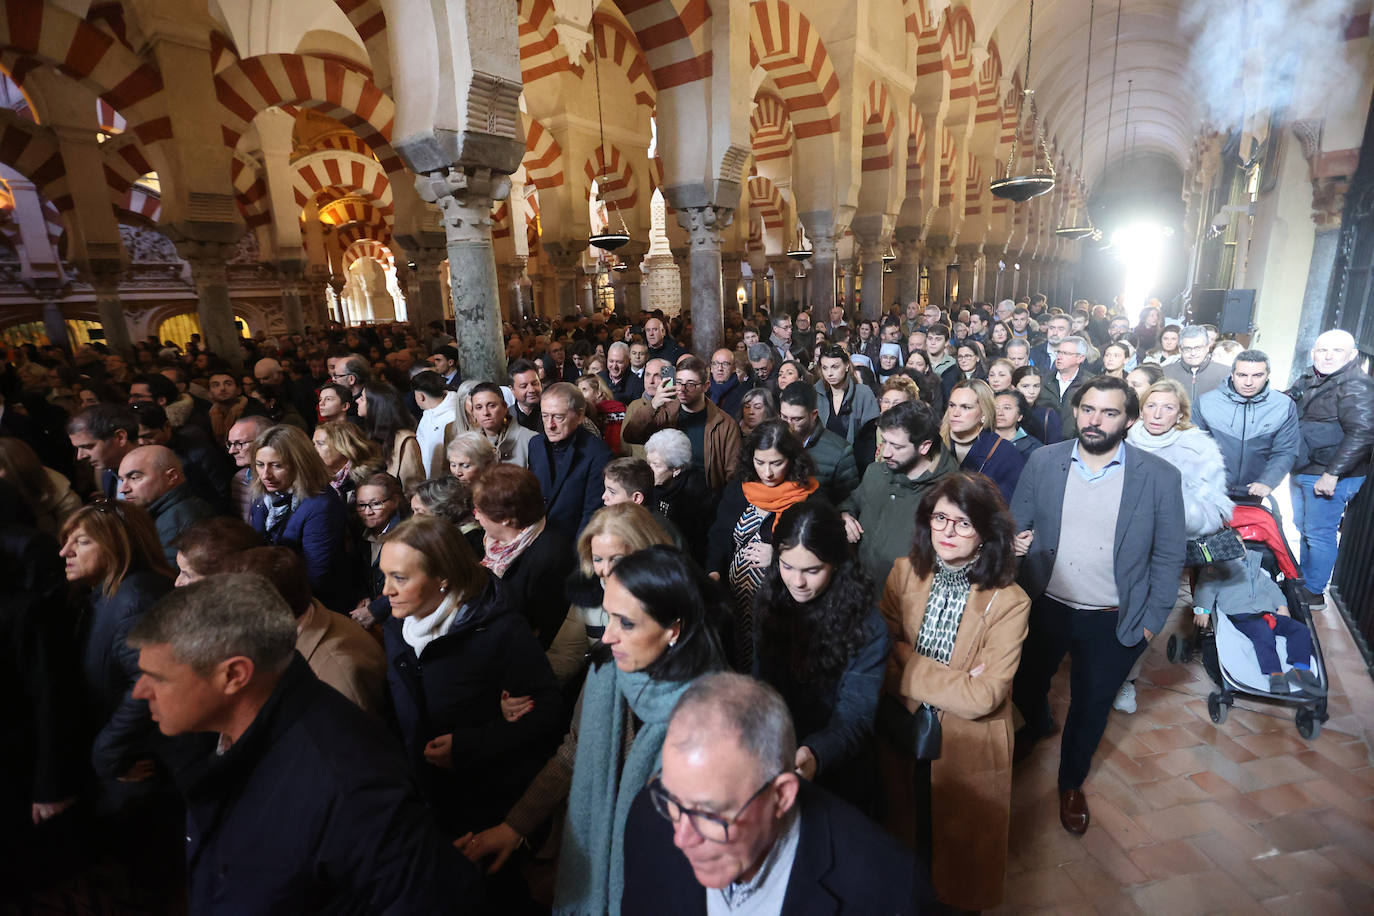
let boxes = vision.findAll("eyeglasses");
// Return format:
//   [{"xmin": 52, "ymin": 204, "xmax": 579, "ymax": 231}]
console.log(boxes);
[
  {"xmin": 929, "ymin": 511, "xmax": 976, "ymax": 537},
  {"xmin": 676, "ymin": 379, "xmax": 703, "ymax": 389},
  {"xmin": 710, "ymin": 360, "xmax": 734, "ymax": 368},
  {"xmin": 356, "ymin": 499, "xmax": 395, "ymax": 512},
  {"xmin": 647, "ymin": 772, "xmax": 780, "ymax": 843},
  {"xmin": 226, "ymin": 440, "xmax": 253, "ymax": 451},
  {"xmin": 1180, "ymin": 345, "xmax": 1208, "ymax": 355}
]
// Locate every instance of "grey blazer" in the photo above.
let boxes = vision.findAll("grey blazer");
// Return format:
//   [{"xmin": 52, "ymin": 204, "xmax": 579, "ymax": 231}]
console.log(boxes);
[{"xmin": 1009, "ymin": 440, "xmax": 1186, "ymax": 646}]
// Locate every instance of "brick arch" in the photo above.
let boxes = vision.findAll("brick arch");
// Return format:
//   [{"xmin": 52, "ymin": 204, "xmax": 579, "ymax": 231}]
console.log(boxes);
[
  {"xmin": 964, "ymin": 152, "xmax": 983, "ymax": 218},
  {"xmin": 491, "ymin": 198, "xmax": 512, "ymax": 241},
  {"xmin": 342, "ymin": 237, "xmax": 393, "ymax": 270},
  {"xmin": 976, "ymin": 39, "xmax": 1002, "ymax": 125},
  {"xmin": 587, "ymin": 11, "xmax": 656, "ymax": 111},
  {"xmin": 522, "ymin": 115, "xmax": 564, "ymax": 190},
  {"xmin": 229, "ymin": 154, "xmax": 271, "ymax": 228},
  {"xmin": 0, "ymin": 111, "xmax": 69, "ymax": 210},
  {"xmin": 297, "ymin": 131, "xmax": 378, "ymax": 161},
  {"xmin": 861, "ymin": 81, "xmax": 895, "ymax": 172},
  {"xmin": 320, "ymin": 195, "xmax": 389, "ymax": 234},
  {"xmin": 115, "ymin": 184, "xmax": 160, "ymax": 223},
  {"xmin": 750, "ymin": 91, "xmax": 794, "ymax": 163},
  {"xmin": 747, "ymin": 175, "xmax": 786, "ymax": 230},
  {"xmin": 336, "ymin": 222, "xmax": 388, "ymax": 248},
  {"xmin": 0, "ymin": 0, "xmax": 169, "ymax": 142},
  {"xmin": 584, "ymin": 143, "xmax": 638, "ymax": 211},
  {"xmin": 938, "ymin": 125, "xmax": 957, "ymax": 208},
  {"xmin": 291, "ymin": 149, "xmax": 392, "ymax": 216},
  {"xmin": 748, "ymin": 0, "xmax": 840, "ymax": 139},
  {"xmin": 518, "ymin": 0, "xmax": 574, "ymax": 84},
  {"xmin": 214, "ymin": 54, "xmax": 402, "ymax": 173},
  {"xmin": 610, "ymin": 0, "xmax": 712, "ymax": 90},
  {"xmin": 944, "ymin": 4, "xmax": 977, "ymax": 102}
]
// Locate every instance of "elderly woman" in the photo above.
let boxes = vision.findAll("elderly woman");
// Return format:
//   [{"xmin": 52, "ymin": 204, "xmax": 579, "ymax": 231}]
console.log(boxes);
[
  {"xmin": 409, "ymin": 476, "xmax": 484, "ymax": 558},
  {"xmin": 312, "ymin": 419, "xmax": 382, "ymax": 506},
  {"xmin": 986, "ymin": 357, "xmax": 1016, "ymax": 394},
  {"xmin": 644, "ymin": 428, "xmax": 713, "ymax": 561},
  {"xmin": 753, "ymin": 501, "xmax": 887, "ymax": 810},
  {"xmin": 359, "ymin": 380, "xmax": 424, "ymax": 490},
  {"xmin": 736, "ymin": 386, "xmax": 776, "ymax": 436},
  {"xmin": 879, "ymin": 473, "xmax": 1030, "ymax": 911},
  {"xmin": 941, "ymin": 379, "xmax": 1027, "ymax": 505},
  {"xmin": 876, "ymin": 343, "xmax": 905, "ymax": 384},
  {"xmin": 472, "ymin": 464, "xmax": 574, "ymax": 648},
  {"xmin": 458, "ymin": 546, "xmax": 724, "ymax": 915},
  {"xmin": 249, "ymin": 424, "xmax": 357, "ymax": 612},
  {"xmin": 707, "ymin": 419, "xmax": 820, "ymax": 671},
  {"xmin": 447, "ymin": 431, "xmax": 497, "ymax": 485},
  {"xmin": 378, "ymin": 516, "xmax": 562, "ymax": 842}
]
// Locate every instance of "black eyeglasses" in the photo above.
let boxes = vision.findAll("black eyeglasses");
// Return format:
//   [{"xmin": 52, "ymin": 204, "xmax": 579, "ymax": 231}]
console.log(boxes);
[{"xmin": 647, "ymin": 772, "xmax": 779, "ymax": 843}]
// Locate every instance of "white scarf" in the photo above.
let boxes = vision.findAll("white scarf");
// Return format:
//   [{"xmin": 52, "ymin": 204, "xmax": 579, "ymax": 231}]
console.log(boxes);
[{"xmin": 400, "ymin": 591, "xmax": 463, "ymax": 657}]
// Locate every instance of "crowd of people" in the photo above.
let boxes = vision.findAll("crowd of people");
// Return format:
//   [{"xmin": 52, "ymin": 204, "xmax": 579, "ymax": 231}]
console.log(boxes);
[{"xmin": 2, "ymin": 294, "xmax": 1370, "ymax": 914}]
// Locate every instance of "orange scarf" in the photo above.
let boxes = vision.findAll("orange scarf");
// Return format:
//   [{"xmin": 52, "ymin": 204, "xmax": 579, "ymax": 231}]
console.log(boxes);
[{"xmin": 741, "ymin": 477, "xmax": 819, "ymax": 530}]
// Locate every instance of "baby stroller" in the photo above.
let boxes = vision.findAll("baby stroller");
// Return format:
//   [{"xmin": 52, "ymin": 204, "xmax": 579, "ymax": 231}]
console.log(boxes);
[{"xmin": 1165, "ymin": 500, "xmax": 1330, "ymax": 740}]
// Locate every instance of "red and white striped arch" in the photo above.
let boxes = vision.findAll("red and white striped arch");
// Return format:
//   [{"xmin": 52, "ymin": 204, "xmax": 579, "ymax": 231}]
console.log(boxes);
[
  {"xmin": 116, "ymin": 184, "xmax": 161, "ymax": 223},
  {"xmin": 861, "ymin": 81, "xmax": 896, "ymax": 172},
  {"xmin": 914, "ymin": 5, "xmax": 952, "ymax": 86},
  {"xmin": 0, "ymin": 112, "xmax": 69, "ymax": 210},
  {"xmin": 209, "ymin": 30, "xmax": 239, "ymax": 75},
  {"xmin": 335, "ymin": 222, "xmax": 387, "ymax": 249},
  {"xmin": 964, "ymin": 153, "xmax": 983, "ymax": 217},
  {"xmin": 291, "ymin": 149, "xmax": 392, "ymax": 216},
  {"xmin": 612, "ymin": 0, "xmax": 713, "ymax": 91},
  {"xmin": 746, "ymin": 214, "xmax": 764, "ymax": 254},
  {"xmin": 101, "ymin": 131, "xmax": 155, "ymax": 205},
  {"xmin": 975, "ymin": 40, "xmax": 1002, "ymax": 125},
  {"xmin": 300, "ymin": 132, "xmax": 378, "ymax": 161},
  {"xmin": 214, "ymin": 54, "xmax": 403, "ymax": 173},
  {"xmin": 97, "ymin": 99, "xmax": 126, "ymax": 134},
  {"xmin": 230, "ymin": 154, "xmax": 272, "ymax": 228},
  {"xmin": 749, "ymin": 0, "xmax": 840, "ymax": 139},
  {"xmin": 584, "ymin": 144, "xmax": 638, "ymax": 211},
  {"xmin": 0, "ymin": 0, "xmax": 170, "ymax": 142},
  {"xmin": 343, "ymin": 237, "xmax": 393, "ymax": 270},
  {"xmin": 944, "ymin": 5, "xmax": 977, "ymax": 103},
  {"xmin": 905, "ymin": 104, "xmax": 927, "ymax": 200},
  {"xmin": 750, "ymin": 91, "xmax": 794, "ymax": 163},
  {"xmin": 518, "ymin": 0, "xmax": 575, "ymax": 84},
  {"xmin": 522, "ymin": 115, "xmax": 565, "ymax": 190},
  {"xmin": 333, "ymin": 0, "xmax": 387, "ymax": 47},
  {"xmin": 319, "ymin": 195, "xmax": 389, "ymax": 232},
  {"xmin": 938, "ymin": 125, "xmax": 957, "ymax": 208},
  {"xmin": 588, "ymin": 11, "xmax": 656, "ymax": 111},
  {"xmin": 491, "ymin": 199, "xmax": 512, "ymax": 241},
  {"xmin": 747, "ymin": 175, "xmax": 786, "ymax": 230}
]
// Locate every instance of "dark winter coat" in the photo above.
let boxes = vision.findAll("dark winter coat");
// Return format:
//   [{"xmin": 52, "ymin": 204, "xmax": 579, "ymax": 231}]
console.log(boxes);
[
  {"xmin": 250, "ymin": 488, "xmax": 357, "ymax": 612},
  {"xmin": 653, "ymin": 465, "xmax": 715, "ymax": 563},
  {"xmin": 147, "ymin": 484, "xmax": 219, "ymax": 567},
  {"xmin": 1194, "ymin": 379, "xmax": 1301, "ymax": 493},
  {"xmin": 805, "ymin": 426, "xmax": 861, "ymax": 503},
  {"xmin": 959, "ymin": 428, "xmax": 1027, "ymax": 506},
  {"xmin": 383, "ymin": 576, "xmax": 563, "ymax": 836},
  {"xmin": 1286, "ymin": 360, "xmax": 1374, "ymax": 478},
  {"xmin": 527, "ymin": 427, "xmax": 613, "ymax": 537},
  {"xmin": 499, "ymin": 525, "xmax": 577, "ymax": 648}
]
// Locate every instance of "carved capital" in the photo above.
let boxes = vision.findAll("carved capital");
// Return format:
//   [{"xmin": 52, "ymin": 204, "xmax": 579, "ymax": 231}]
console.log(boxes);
[
  {"xmin": 1291, "ymin": 120, "xmax": 1323, "ymax": 162},
  {"xmin": 676, "ymin": 206, "xmax": 734, "ymax": 250},
  {"xmin": 415, "ymin": 167, "xmax": 511, "ymax": 242}
]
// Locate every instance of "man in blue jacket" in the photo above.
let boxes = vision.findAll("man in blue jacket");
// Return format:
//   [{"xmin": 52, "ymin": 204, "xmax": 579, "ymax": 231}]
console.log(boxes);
[
  {"xmin": 1193, "ymin": 349, "xmax": 1300, "ymax": 499},
  {"xmin": 129, "ymin": 575, "xmax": 479, "ymax": 914},
  {"xmin": 527, "ymin": 382, "xmax": 613, "ymax": 537}
]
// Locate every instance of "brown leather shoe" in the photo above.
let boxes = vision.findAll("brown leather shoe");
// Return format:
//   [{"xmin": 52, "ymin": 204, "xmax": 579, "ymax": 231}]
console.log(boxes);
[{"xmin": 1060, "ymin": 789, "xmax": 1089, "ymax": 835}]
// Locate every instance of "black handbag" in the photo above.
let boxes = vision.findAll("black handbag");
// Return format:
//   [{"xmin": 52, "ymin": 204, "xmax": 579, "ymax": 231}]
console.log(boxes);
[
  {"xmin": 1185, "ymin": 526, "xmax": 1245, "ymax": 567},
  {"xmin": 877, "ymin": 694, "xmax": 942, "ymax": 760}
]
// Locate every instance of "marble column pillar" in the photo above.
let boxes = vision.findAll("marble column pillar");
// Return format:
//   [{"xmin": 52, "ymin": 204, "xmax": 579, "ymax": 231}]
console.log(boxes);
[
  {"xmin": 543, "ymin": 244, "xmax": 586, "ymax": 317},
  {"xmin": 277, "ymin": 261, "xmax": 306, "ymax": 334},
  {"xmin": 853, "ymin": 234, "xmax": 887, "ymax": 322},
  {"xmin": 670, "ymin": 245, "xmax": 692, "ymax": 316},
  {"xmin": 807, "ymin": 231, "xmax": 838, "ymax": 317},
  {"xmin": 497, "ymin": 259, "xmax": 527, "ymax": 321},
  {"xmin": 957, "ymin": 247, "xmax": 981, "ymax": 308},
  {"xmin": 40, "ymin": 296, "xmax": 68, "ymax": 353},
  {"xmin": 414, "ymin": 167, "xmax": 512, "ymax": 384},
  {"xmin": 766, "ymin": 258, "xmax": 788, "ymax": 313},
  {"xmin": 614, "ymin": 263, "xmax": 644, "ymax": 314},
  {"xmin": 407, "ymin": 247, "xmax": 447, "ymax": 332},
  {"xmin": 677, "ymin": 206, "xmax": 733, "ymax": 357},
  {"xmin": 893, "ymin": 229, "xmax": 923, "ymax": 308},
  {"xmin": 180, "ymin": 243, "xmax": 242, "ymax": 369},
  {"xmin": 89, "ymin": 270, "xmax": 133, "ymax": 356},
  {"xmin": 923, "ymin": 246, "xmax": 949, "ymax": 312},
  {"xmin": 841, "ymin": 257, "xmax": 857, "ymax": 314},
  {"xmin": 721, "ymin": 254, "xmax": 744, "ymax": 315}
]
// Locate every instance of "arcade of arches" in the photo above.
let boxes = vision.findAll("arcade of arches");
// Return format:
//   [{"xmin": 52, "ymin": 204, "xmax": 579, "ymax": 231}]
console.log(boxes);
[{"xmin": 0, "ymin": 1, "xmax": 1370, "ymax": 389}]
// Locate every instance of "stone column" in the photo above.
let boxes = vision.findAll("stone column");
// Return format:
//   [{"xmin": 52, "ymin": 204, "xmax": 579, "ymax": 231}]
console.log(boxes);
[
  {"xmin": 39, "ymin": 294, "xmax": 68, "ymax": 353},
  {"xmin": 497, "ymin": 259, "xmax": 527, "ymax": 321},
  {"xmin": 957, "ymin": 246, "xmax": 981, "ymax": 308},
  {"xmin": 277, "ymin": 260, "xmax": 306, "ymax": 334},
  {"xmin": 613, "ymin": 262, "xmax": 644, "ymax": 314},
  {"xmin": 807, "ymin": 230, "xmax": 838, "ymax": 317},
  {"xmin": 677, "ymin": 206, "xmax": 734, "ymax": 357},
  {"xmin": 670, "ymin": 245, "xmax": 693, "ymax": 316},
  {"xmin": 766, "ymin": 257, "xmax": 788, "ymax": 312},
  {"xmin": 893, "ymin": 229, "xmax": 922, "ymax": 308},
  {"xmin": 543, "ymin": 243, "xmax": 586, "ymax": 317},
  {"xmin": 406, "ymin": 246, "xmax": 447, "ymax": 331},
  {"xmin": 414, "ymin": 166, "xmax": 512, "ymax": 384},
  {"xmin": 582, "ymin": 272, "xmax": 597, "ymax": 315},
  {"xmin": 853, "ymin": 233, "xmax": 887, "ymax": 322},
  {"xmin": 923, "ymin": 240, "xmax": 950, "ymax": 311},
  {"xmin": 87, "ymin": 268, "xmax": 133, "ymax": 356},
  {"xmin": 306, "ymin": 268, "xmax": 331, "ymax": 328},
  {"xmin": 179, "ymin": 243, "xmax": 242, "ymax": 369},
  {"xmin": 841, "ymin": 256, "xmax": 858, "ymax": 314},
  {"xmin": 721, "ymin": 254, "xmax": 744, "ymax": 314}
]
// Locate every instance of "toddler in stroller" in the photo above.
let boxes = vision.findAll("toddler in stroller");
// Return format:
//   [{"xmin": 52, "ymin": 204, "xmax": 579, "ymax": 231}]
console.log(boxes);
[{"xmin": 1193, "ymin": 551, "xmax": 1325, "ymax": 698}]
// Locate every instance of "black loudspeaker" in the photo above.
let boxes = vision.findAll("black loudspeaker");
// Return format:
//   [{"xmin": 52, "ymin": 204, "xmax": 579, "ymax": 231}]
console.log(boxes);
[
  {"xmin": 1220, "ymin": 289, "xmax": 1257, "ymax": 335},
  {"xmin": 1191, "ymin": 288, "xmax": 1227, "ymax": 326}
]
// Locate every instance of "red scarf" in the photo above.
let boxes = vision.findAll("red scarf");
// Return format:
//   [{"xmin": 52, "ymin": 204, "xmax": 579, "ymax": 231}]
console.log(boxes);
[{"xmin": 741, "ymin": 478, "xmax": 819, "ymax": 530}]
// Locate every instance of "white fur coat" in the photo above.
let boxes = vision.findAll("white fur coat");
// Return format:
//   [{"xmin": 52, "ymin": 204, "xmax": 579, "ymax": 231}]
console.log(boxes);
[{"xmin": 1127, "ymin": 425, "xmax": 1234, "ymax": 538}]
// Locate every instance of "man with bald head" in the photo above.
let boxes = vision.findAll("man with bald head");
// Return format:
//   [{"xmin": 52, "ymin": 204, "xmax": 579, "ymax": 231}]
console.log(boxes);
[
  {"xmin": 706, "ymin": 348, "xmax": 746, "ymax": 417},
  {"xmin": 623, "ymin": 673, "xmax": 929, "ymax": 914},
  {"xmin": 119, "ymin": 445, "xmax": 218, "ymax": 565},
  {"xmin": 644, "ymin": 315, "xmax": 685, "ymax": 364}
]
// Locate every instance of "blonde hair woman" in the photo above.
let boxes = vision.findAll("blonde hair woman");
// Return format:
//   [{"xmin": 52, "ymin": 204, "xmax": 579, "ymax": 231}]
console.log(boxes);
[
  {"xmin": 312, "ymin": 419, "xmax": 382, "ymax": 505},
  {"xmin": 249, "ymin": 425, "xmax": 357, "ymax": 612},
  {"xmin": 939, "ymin": 379, "xmax": 1026, "ymax": 505},
  {"xmin": 446, "ymin": 431, "xmax": 498, "ymax": 484}
]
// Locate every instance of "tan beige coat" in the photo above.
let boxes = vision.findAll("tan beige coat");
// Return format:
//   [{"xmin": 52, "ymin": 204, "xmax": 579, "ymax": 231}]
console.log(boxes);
[{"xmin": 878, "ymin": 558, "xmax": 1031, "ymax": 912}]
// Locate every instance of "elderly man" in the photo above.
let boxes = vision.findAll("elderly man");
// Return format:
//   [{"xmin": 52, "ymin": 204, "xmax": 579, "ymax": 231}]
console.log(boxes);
[
  {"xmin": 1163, "ymin": 325, "xmax": 1229, "ymax": 403},
  {"xmin": 527, "ymin": 382, "xmax": 613, "ymax": 537},
  {"xmin": 645, "ymin": 316, "xmax": 685, "ymax": 363},
  {"xmin": 706, "ymin": 348, "xmax": 746, "ymax": 417},
  {"xmin": 129, "ymin": 576, "xmax": 477, "ymax": 913},
  {"xmin": 601, "ymin": 340, "xmax": 644, "ymax": 402},
  {"xmin": 778, "ymin": 382, "xmax": 859, "ymax": 503},
  {"xmin": 746, "ymin": 343, "xmax": 777, "ymax": 393},
  {"xmin": 623, "ymin": 356, "xmax": 741, "ymax": 494},
  {"xmin": 624, "ymin": 357, "xmax": 669, "ymax": 455},
  {"xmin": 332, "ymin": 354, "xmax": 370, "ymax": 400},
  {"xmin": 1005, "ymin": 338, "xmax": 1031, "ymax": 370},
  {"xmin": 1044, "ymin": 335, "xmax": 1089, "ymax": 439},
  {"xmin": 629, "ymin": 341, "xmax": 650, "ymax": 377},
  {"xmin": 1285, "ymin": 329, "xmax": 1374, "ymax": 607},
  {"xmin": 67, "ymin": 404, "xmax": 139, "ymax": 500},
  {"xmin": 118, "ymin": 445, "xmax": 218, "ymax": 565},
  {"xmin": 767, "ymin": 313, "xmax": 802, "ymax": 363},
  {"xmin": 226, "ymin": 415, "xmax": 272, "ymax": 522},
  {"xmin": 624, "ymin": 673, "xmax": 929, "ymax": 915},
  {"xmin": 1194, "ymin": 349, "xmax": 1300, "ymax": 499}
]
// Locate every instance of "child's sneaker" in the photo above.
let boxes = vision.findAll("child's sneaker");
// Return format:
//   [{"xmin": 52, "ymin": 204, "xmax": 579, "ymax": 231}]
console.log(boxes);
[
  {"xmin": 1268, "ymin": 673, "xmax": 1291, "ymax": 694},
  {"xmin": 1286, "ymin": 668, "xmax": 1326, "ymax": 698}
]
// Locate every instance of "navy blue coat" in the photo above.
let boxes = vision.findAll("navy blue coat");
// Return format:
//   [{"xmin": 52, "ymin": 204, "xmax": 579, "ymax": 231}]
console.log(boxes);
[
  {"xmin": 960, "ymin": 428, "xmax": 1027, "ymax": 507},
  {"xmin": 526, "ymin": 427, "xmax": 612, "ymax": 538},
  {"xmin": 383, "ymin": 576, "xmax": 563, "ymax": 836},
  {"xmin": 623, "ymin": 779, "xmax": 935, "ymax": 915},
  {"xmin": 251, "ymin": 488, "xmax": 357, "ymax": 613},
  {"xmin": 176, "ymin": 655, "xmax": 480, "ymax": 914}
]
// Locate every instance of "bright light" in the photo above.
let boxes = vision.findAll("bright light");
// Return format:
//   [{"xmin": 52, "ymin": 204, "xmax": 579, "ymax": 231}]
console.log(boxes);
[{"xmin": 1111, "ymin": 223, "xmax": 1168, "ymax": 324}]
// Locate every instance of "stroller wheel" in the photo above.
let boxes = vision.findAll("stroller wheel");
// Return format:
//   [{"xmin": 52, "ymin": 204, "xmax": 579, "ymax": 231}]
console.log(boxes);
[
  {"xmin": 1208, "ymin": 692, "xmax": 1228, "ymax": 724},
  {"xmin": 1296, "ymin": 708, "xmax": 1321, "ymax": 741},
  {"xmin": 1167, "ymin": 635, "xmax": 1181, "ymax": 664}
]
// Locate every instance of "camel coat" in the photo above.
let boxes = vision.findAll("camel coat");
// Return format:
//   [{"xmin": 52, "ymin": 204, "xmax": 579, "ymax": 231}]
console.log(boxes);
[{"xmin": 878, "ymin": 558, "xmax": 1031, "ymax": 912}]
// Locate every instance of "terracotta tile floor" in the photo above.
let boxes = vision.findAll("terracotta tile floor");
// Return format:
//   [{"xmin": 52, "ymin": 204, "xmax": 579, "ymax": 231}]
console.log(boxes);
[{"xmin": 991, "ymin": 600, "xmax": 1374, "ymax": 915}]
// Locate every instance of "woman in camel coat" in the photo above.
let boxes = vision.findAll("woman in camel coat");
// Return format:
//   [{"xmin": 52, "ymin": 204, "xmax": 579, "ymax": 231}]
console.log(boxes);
[{"xmin": 878, "ymin": 472, "xmax": 1031, "ymax": 912}]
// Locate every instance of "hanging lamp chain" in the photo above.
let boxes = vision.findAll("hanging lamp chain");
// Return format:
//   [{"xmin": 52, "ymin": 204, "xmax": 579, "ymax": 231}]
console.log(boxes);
[{"xmin": 590, "ymin": 40, "xmax": 629, "ymax": 235}]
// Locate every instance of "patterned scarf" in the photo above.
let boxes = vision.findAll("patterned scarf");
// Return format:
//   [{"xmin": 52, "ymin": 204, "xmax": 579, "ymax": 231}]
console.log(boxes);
[
  {"xmin": 915, "ymin": 556, "xmax": 973, "ymax": 667},
  {"xmin": 481, "ymin": 518, "xmax": 545, "ymax": 577}
]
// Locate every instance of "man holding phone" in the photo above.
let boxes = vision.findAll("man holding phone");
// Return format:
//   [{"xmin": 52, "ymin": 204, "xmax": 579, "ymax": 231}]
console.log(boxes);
[{"xmin": 622, "ymin": 356, "xmax": 740, "ymax": 493}]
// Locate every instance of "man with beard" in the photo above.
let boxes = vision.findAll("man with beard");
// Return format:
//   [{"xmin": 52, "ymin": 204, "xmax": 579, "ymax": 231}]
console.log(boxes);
[{"xmin": 1008, "ymin": 376, "xmax": 1185, "ymax": 838}]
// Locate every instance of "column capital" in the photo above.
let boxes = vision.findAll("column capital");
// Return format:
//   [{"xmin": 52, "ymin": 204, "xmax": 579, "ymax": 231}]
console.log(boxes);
[
  {"xmin": 676, "ymin": 206, "xmax": 734, "ymax": 250},
  {"xmin": 415, "ymin": 167, "xmax": 511, "ymax": 243},
  {"xmin": 543, "ymin": 241, "xmax": 588, "ymax": 274}
]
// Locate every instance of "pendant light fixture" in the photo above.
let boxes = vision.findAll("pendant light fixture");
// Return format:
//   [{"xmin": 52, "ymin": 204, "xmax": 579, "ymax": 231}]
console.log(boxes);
[
  {"xmin": 991, "ymin": 0, "xmax": 1056, "ymax": 202},
  {"xmin": 588, "ymin": 40, "xmax": 631, "ymax": 252},
  {"xmin": 786, "ymin": 222, "xmax": 813, "ymax": 263},
  {"xmin": 1056, "ymin": 0, "xmax": 1100, "ymax": 241}
]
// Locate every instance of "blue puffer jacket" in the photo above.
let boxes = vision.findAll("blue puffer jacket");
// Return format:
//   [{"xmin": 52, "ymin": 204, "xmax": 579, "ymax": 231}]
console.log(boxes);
[
  {"xmin": 1194, "ymin": 380, "xmax": 1301, "ymax": 494},
  {"xmin": 250, "ymin": 489, "xmax": 358, "ymax": 613}
]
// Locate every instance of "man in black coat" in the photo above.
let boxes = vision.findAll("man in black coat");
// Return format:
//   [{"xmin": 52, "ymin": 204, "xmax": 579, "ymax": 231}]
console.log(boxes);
[
  {"xmin": 527, "ymin": 382, "xmax": 612, "ymax": 537},
  {"xmin": 130, "ymin": 575, "xmax": 479, "ymax": 914},
  {"xmin": 623, "ymin": 673, "xmax": 933, "ymax": 915}
]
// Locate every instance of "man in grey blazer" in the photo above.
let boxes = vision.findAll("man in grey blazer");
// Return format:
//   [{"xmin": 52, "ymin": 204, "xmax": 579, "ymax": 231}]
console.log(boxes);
[{"xmin": 1008, "ymin": 375, "xmax": 1186, "ymax": 836}]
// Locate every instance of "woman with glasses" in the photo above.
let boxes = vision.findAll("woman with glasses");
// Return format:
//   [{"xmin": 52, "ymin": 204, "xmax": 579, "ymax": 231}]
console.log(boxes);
[
  {"xmin": 353, "ymin": 472, "xmax": 407, "ymax": 615},
  {"xmin": 458, "ymin": 546, "xmax": 724, "ymax": 915},
  {"xmin": 752, "ymin": 502, "xmax": 887, "ymax": 810},
  {"xmin": 878, "ymin": 473, "xmax": 1030, "ymax": 911},
  {"xmin": 943, "ymin": 342, "xmax": 988, "ymax": 400},
  {"xmin": 249, "ymin": 424, "xmax": 357, "ymax": 613}
]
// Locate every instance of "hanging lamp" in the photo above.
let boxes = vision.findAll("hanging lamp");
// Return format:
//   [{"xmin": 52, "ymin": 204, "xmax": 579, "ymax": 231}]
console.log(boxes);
[
  {"xmin": 991, "ymin": 0, "xmax": 1056, "ymax": 202},
  {"xmin": 786, "ymin": 222, "xmax": 813, "ymax": 263},
  {"xmin": 1056, "ymin": 0, "xmax": 1100, "ymax": 241},
  {"xmin": 588, "ymin": 41, "xmax": 631, "ymax": 252}
]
